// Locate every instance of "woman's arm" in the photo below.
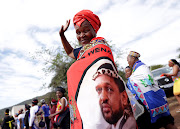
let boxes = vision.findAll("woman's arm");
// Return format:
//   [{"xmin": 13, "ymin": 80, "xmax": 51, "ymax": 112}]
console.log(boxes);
[
  {"xmin": 49, "ymin": 98, "xmax": 66, "ymax": 118},
  {"xmin": 164, "ymin": 65, "xmax": 179, "ymax": 77},
  {"xmin": 59, "ymin": 19, "xmax": 75, "ymax": 59}
]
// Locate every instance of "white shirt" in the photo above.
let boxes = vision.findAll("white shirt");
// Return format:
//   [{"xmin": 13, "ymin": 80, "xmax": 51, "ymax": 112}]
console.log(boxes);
[{"xmin": 29, "ymin": 105, "xmax": 39, "ymax": 127}]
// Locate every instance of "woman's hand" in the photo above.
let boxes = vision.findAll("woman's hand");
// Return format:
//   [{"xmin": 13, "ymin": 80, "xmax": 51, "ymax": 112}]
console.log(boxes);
[
  {"xmin": 59, "ymin": 19, "xmax": 70, "ymax": 36},
  {"xmin": 48, "ymin": 114, "xmax": 54, "ymax": 119}
]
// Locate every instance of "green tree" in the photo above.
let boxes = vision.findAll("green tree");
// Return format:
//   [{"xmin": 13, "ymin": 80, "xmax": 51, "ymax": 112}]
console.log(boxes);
[{"xmin": 32, "ymin": 42, "xmax": 125, "ymax": 91}]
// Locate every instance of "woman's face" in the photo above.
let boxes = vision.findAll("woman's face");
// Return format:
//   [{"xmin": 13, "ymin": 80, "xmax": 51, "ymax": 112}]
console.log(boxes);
[
  {"xmin": 168, "ymin": 60, "xmax": 174, "ymax": 67},
  {"xmin": 56, "ymin": 91, "xmax": 63, "ymax": 99},
  {"xmin": 75, "ymin": 20, "xmax": 96, "ymax": 46}
]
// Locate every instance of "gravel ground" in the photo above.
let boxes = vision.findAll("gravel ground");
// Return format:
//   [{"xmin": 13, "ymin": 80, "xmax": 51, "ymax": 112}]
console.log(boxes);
[{"xmin": 166, "ymin": 96, "xmax": 180, "ymax": 129}]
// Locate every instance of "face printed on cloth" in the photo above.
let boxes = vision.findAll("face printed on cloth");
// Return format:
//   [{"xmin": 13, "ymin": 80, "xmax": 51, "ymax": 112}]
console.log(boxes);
[{"xmin": 94, "ymin": 74, "xmax": 127, "ymax": 124}]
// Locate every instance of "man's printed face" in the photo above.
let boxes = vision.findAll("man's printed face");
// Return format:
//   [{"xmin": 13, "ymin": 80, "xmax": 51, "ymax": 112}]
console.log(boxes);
[{"xmin": 95, "ymin": 74, "xmax": 124, "ymax": 124}]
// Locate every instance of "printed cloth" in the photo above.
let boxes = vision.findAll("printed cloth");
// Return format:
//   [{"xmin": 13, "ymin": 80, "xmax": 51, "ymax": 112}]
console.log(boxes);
[
  {"xmin": 129, "ymin": 60, "xmax": 171, "ymax": 123},
  {"xmin": 67, "ymin": 37, "xmax": 136, "ymax": 129},
  {"xmin": 55, "ymin": 97, "xmax": 69, "ymax": 126}
]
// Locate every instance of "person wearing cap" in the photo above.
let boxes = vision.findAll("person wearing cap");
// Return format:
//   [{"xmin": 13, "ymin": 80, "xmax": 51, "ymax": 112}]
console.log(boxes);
[
  {"xmin": 127, "ymin": 51, "xmax": 177, "ymax": 129},
  {"xmin": 29, "ymin": 99, "xmax": 39, "ymax": 129},
  {"xmin": 59, "ymin": 9, "xmax": 101, "ymax": 60},
  {"xmin": 40, "ymin": 99, "xmax": 50, "ymax": 129},
  {"xmin": 49, "ymin": 87, "xmax": 70, "ymax": 129},
  {"xmin": 50, "ymin": 99, "xmax": 57, "ymax": 129},
  {"xmin": 1, "ymin": 109, "xmax": 15, "ymax": 129},
  {"xmin": 93, "ymin": 63, "xmax": 137, "ymax": 129},
  {"xmin": 24, "ymin": 104, "xmax": 31, "ymax": 129}
]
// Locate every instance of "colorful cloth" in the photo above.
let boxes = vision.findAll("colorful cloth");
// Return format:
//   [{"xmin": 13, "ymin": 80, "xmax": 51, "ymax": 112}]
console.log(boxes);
[
  {"xmin": 67, "ymin": 37, "xmax": 136, "ymax": 129},
  {"xmin": 73, "ymin": 47, "xmax": 82, "ymax": 60},
  {"xmin": 129, "ymin": 60, "xmax": 171, "ymax": 123},
  {"xmin": 73, "ymin": 10, "xmax": 101, "ymax": 33},
  {"xmin": 128, "ymin": 51, "xmax": 140, "ymax": 58},
  {"xmin": 55, "ymin": 97, "xmax": 69, "ymax": 127}
]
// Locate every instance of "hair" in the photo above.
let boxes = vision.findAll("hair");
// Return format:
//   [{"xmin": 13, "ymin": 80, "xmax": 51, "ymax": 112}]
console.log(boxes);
[
  {"xmin": 5, "ymin": 109, "xmax": 9, "ymax": 114},
  {"xmin": 32, "ymin": 98, "xmax": 38, "ymax": 105},
  {"xmin": 56, "ymin": 87, "xmax": 66, "ymax": 97},
  {"xmin": 171, "ymin": 59, "xmax": 180, "ymax": 67},
  {"xmin": 125, "ymin": 66, "xmax": 131, "ymax": 69},
  {"xmin": 25, "ymin": 104, "xmax": 31, "ymax": 110}
]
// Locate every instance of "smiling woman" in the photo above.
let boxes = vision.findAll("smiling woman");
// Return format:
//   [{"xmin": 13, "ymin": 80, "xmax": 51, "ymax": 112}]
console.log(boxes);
[
  {"xmin": 59, "ymin": 9, "xmax": 101, "ymax": 60},
  {"xmin": 60, "ymin": 9, "xmax": 137, "ymax": 129}
]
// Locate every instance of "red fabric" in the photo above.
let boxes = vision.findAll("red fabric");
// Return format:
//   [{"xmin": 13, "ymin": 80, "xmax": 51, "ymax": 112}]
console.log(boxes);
[
  {"xmin": 73, "ymin": 10, "xmax": 101, "ymax": 33},
  {"xmin": 50, "ymin": 105, "xmax": 56, "ymax": 129},
  {"xmin": 67, "ymin": 37, "xmax": 114, "ymax": 129}
]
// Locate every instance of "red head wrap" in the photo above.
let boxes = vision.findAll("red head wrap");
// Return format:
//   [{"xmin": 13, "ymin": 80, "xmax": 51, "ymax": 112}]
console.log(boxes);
[{"xmin": 73, "ymin": 10, "xmax": 101, "ymax": 33}]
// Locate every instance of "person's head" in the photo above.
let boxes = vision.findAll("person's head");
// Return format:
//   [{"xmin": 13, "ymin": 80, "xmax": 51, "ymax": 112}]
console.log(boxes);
[
  {"xmin": 125, "ymin": 66, "xmax": 132, "ymax": 79},
  {"xmin": 5, "ymin": 109, "xmax": 9, "ymax": 115},
  {"xmin": 168, "ymin": 59, "xmax": 180, "ymax": 67},
  {"xmin": 51, "ymin": 99, "xmax": 57, "ymax": 105},
  {"xmin": 40, "ymin": 99, "xmax": 46, "ymax": 105},
  {"xmin": 15, "ymin": 113, "xmax": 19, "ymax": 117},
  {"xmin": 73, "ymin": 9, "xmax": 101, "ymax": 46},
  {"xmin": 92, "ymin": 63, "xmax": 128, "ymax": 124},
  {"xmin": 56, "ymin": 87, "xmax": 66, "ymax": 99},
  {"xmin": 32, "ymin": 98, "xmax": 38, "ymax": 106},
  {"xmin": 25, "ymin": 104, "xmax": 31, "ymax": 111},
  {"xmin": 18, "ymin": 109, "xmax": 23, "ymax": 114},
  {"xmin": 127, "ymin": 51, "xmax": 140, "ymax": 68}
]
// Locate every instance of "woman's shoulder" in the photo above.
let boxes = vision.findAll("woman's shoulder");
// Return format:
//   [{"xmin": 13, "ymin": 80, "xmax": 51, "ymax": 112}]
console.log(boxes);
[{"xmin": 61, "ymin": 97, "xmax": 67, "ymax": 100}]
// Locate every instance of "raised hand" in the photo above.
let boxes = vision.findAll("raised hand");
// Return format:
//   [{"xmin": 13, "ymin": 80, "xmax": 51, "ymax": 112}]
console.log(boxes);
[{"xmin": 59, "ymin": 19, "xmax": 70, "ymax": 36}]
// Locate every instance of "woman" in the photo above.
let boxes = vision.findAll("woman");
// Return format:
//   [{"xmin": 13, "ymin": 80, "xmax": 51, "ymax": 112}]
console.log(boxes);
[
  {"xmin": 49, "ymin": 87, "xmax": 70, "ymax": 129},
  {"xmin": 163, "ymin": 59, "xmax": 180, "ymax": 112},
  {"xmin": 59, "ymin": 10, "xmax": 136, "ymax": 129},
  {"xmin": 50, "ymin": 99, "xmax": 57, "ymax": 129},
  {"xmin": 59, "ymin": 9, "xmax": 100, "ymax": 60}
]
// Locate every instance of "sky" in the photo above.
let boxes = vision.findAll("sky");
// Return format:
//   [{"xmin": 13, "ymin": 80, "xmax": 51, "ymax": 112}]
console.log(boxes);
[{"xmin": 0, "ymin": 0, "xmax": 180, "ymax": 110}]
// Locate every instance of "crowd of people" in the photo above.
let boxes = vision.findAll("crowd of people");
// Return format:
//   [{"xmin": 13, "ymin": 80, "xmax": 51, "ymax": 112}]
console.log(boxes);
[
  {"xmin": 1, "ymin": 87, "xmax": 70, "ymax": 129},
  {"xmin": 1, "ymin": 9, "xmax": 180, "ymax": 129}
]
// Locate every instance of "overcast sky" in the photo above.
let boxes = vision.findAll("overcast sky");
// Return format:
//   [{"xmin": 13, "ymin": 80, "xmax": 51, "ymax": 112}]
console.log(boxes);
[{"xmin": 0, "ymin": 0, "xmax": 180, "ymax": 110}]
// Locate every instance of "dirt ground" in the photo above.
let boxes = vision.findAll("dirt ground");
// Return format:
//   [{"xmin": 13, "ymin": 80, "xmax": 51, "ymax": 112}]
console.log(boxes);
[{"xmin": 165, "ymin": 95, "xmax": 180, "ymax": 129}]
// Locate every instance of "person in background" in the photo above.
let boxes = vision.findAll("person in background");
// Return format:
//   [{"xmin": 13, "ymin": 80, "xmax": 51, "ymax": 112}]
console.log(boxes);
[
  {"xmin": 14, "ymin": 113, "xmax": 19, "ymax": 129},
  {"xmin": 24, "ymin": 104, "xmax": 31, "ymax": 129},
  {"xmin": 50, "ymin": 99, "xmax": 57, "ymax": 129},
  {"xmin": 125, "ymin": 66, "xmax": 132, "ymax": 79},
  {"xmin": 49, "ymin": 87, "xmax": 70, "ymax": 129},
  {"xmin": 29, "ymin": 99, "xmax": 39, "ymax": 129},
  {"xmin": 18, "ymin": 109, "xmax": 25, "ymax": 129},
  {"xmin": 127, "ymin": 51, "xmax": 177, "ymax": 129},
  {"xmin": 1, "ymin": 109, "xmax": 15, "ymax": 129},
  {"xmin": 162, "ymin": 59, "xmax": 180, "ymax": 112},
  {"xmin": 40, "ymin": 99, "xmax": 50, "ymax": 129}
]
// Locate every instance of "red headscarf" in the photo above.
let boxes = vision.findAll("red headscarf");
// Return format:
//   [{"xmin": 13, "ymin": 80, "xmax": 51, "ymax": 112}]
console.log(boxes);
[{"xmin": 73, "ymin": 10, "xmax": 101, "ymax": 33}]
